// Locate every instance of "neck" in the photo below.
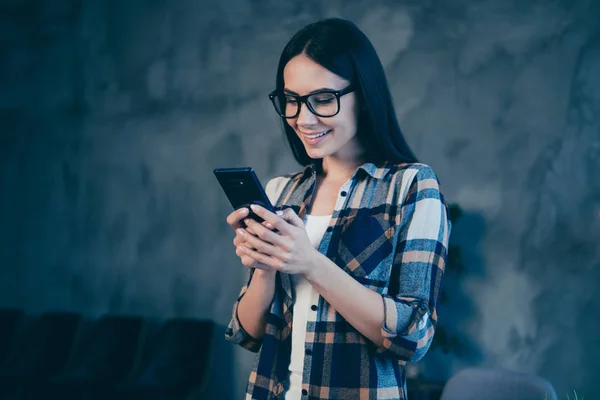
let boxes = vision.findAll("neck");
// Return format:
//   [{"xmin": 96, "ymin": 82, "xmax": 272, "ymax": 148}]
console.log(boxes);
[{"xmin": 319, "ymin": 155, "xmax": 364, "ymax": 182}]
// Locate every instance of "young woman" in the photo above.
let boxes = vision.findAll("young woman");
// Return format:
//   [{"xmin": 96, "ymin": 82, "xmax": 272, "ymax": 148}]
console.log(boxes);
[{"xmin": 224, "ymin": 18, "xmax": 451, "ymax": 400}]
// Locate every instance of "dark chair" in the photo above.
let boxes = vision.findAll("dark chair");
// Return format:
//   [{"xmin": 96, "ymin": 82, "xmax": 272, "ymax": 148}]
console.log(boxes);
[
  {"xmin": 440, "ymin": 367, "xmax": 557, "ymax": 400},
  {"xmin": 50, "ymin": 314, "xmax": 146, "ymax": 399},
  {"xmin": 407, "ymin": 377, "xmax": 445, "ymax": 400},
  {"xmin": 0, "ymin": 309, "xmax": 26, "ymax": 365},
  {"xmin": 0, "ymin": 311, "xmax": 83, "ymax": 399},
  {"xmin": 116, "ymin": 318, "xmax": 214, "ymax": 400}
]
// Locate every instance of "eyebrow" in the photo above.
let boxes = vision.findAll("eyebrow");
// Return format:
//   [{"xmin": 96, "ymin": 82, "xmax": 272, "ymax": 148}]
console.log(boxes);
[{"xmin": 283, "ymin": 87, "xmax": 337, "ymax": 96}]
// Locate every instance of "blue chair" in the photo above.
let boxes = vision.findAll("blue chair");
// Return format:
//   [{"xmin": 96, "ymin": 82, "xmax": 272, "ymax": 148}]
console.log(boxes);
[
  {"xmin": 0, "ymin": 309, "xmax": 26, "ymax": 365},
  {"xmin": 116, "ymin": 318, "xmax": 214, "ymax": 400},
  {"xmin": 50, "ymin": 315, "xmax": 145, "ymax": 399},
  {"xmin": 0, "ymin": 311, "xmax": 83, "ymax": 399}
]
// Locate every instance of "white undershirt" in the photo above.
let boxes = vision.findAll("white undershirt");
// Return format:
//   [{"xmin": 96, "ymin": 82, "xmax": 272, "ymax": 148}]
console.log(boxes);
[{"xmin": 285, "ymin": 214, "xmax": 332, "ymax": 400}]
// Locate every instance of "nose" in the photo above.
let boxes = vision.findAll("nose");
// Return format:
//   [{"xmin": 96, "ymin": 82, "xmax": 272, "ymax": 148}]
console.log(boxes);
[{"xmin": 296, "ymin": 102, "xmax": 318, "ymax": 126}]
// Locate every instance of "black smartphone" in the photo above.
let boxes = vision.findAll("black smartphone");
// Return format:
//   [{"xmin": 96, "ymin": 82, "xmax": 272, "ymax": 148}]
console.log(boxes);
[{"xmin": 213, "ymin": 167, "xmax": 276, "ymax": 224}]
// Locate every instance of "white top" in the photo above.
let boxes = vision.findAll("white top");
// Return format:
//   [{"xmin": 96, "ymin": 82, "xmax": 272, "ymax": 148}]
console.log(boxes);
[{"xmin": 285, "ymin": 214, "xmax": 332, "ymax": 400}]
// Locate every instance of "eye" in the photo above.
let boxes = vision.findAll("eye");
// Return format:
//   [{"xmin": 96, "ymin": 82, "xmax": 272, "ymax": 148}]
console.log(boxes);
[
  {"xmin": 311, "ymin": 93, "xmax": 335, "ymax": 104},
  {"xmin": 285, "ymin": 96, "xmax": 298, "ymax": 104}
]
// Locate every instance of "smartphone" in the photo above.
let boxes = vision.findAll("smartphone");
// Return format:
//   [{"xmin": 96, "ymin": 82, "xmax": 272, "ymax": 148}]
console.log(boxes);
[{"xmin": 213, "ymin": 167, "xmax": 276, "ymax": 224}]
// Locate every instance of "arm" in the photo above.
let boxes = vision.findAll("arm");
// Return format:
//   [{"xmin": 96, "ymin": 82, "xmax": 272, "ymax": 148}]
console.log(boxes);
[
  {"xmin": 224, "ymin": 177, "xmax": 284, "ymax": 352},
  {"xmin": 304, "ymin": 254, "xmax": 387, "ymax": 347},
  {"xmin": 236, "ymin": 166, "xmax": 450, "ymax": 360},
  {"xmin": 225, "ymin": 269, "xmax": 276, "ymax": 352},
  {"xmin": 306, "ymin": 165, "xmax": 450, "ymax": 361}
]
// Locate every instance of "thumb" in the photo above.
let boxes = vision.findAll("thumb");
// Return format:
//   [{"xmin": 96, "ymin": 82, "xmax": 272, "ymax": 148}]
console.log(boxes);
[{"xmin": 277, "ymin": 208, "xmax": 304, "ymax": 229}]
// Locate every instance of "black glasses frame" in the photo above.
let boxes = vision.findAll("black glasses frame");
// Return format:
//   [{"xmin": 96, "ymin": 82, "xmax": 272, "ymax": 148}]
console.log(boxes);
[{"xmin": 268, "ymin": 85, "xmax": 355, "ymax": 118}]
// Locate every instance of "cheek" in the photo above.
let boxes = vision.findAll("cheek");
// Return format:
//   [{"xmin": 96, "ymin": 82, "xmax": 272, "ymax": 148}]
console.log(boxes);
[
  {"xmin": 333, "ymin": 110, "xmax": 358, "ymax": 134},
  {"xmin": 286, "ymin": 118, "xmax": 297, "ymax": 129}
]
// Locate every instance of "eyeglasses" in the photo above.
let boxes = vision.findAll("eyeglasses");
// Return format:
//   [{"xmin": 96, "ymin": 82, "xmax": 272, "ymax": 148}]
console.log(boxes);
[{"xmin": 268, "ymin": 85, "xmax": 355, "ymax": 118}]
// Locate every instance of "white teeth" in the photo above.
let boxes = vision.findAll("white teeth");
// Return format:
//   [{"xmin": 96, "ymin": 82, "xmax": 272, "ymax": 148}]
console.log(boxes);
[{"xmin": 305, "ymin": 130, "xmax": 331, "ymax": 139}]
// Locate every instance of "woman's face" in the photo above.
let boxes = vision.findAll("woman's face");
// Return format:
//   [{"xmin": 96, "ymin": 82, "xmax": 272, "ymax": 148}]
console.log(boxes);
[{"xmin": 283, "ymin": 53, "xmax": 363, "ymax": 162}]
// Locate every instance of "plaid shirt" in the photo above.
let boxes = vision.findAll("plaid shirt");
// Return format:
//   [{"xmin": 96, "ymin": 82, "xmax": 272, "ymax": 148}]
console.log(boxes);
[{"xmin": 226, "ymin": 162, "xmax": 451, "ymax": 400}]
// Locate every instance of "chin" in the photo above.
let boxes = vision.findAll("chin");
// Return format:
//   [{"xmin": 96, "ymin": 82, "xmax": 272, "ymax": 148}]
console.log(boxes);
[{"xmin": 305, "ymin": 148, "xmax": 328, "ymax": 160}]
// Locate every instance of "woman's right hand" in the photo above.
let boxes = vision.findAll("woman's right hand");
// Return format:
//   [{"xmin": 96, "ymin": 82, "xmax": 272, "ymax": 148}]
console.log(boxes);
[{"xmin": 226, "ymin": 208, "xmax": 276, "ymax": 273}]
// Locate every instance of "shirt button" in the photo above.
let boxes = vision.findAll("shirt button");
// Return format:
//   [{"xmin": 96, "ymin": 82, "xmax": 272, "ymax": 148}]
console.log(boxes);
[
  {"xmin": 305, "ymin": 348, "xmax": 312, "ymax": 355},
  {"xmin": 311, "ymin": 305, "xmax": 317, "ymax": 311},
  {"xmin": 326, "ymin": 226, "xmax": 333, "ymax": 232},
  {"xmin": 421, "ymin": 303, "xmax": 427, "ymax": 310},
  {"xmin": 340, "ymin": 191, "xmax": 347, "ymax": 197},
  {"xmin": 302, "ymin": 389, "xmax": 308, "ymax": 396}
]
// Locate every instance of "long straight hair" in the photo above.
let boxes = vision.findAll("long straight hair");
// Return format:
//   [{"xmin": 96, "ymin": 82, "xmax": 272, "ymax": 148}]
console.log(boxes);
[{"xmin": 274, "ymin": 18, "xmax": 418, "ymax": 168}]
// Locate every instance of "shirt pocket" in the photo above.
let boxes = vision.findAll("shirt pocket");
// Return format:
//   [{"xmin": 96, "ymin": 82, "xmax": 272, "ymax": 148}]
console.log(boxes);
[{"xmin": 334, "ymin": 208, "xmax": 395, "ymax": 290}]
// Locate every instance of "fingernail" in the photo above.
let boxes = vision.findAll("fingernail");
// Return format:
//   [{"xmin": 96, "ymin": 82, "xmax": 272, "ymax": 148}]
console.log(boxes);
[
  {"xmin": 250, "ymin": 204, "xmax": 258, "ymax": 211},
  {"xmin": 276, "ymin": 210, "xmax": 283, "ymax": 216},
  {"xmin": 240, "ymin": 208, "xmax": 249, "ymax": 215},
  {"xmin": 236, "ymin": 229, "xmax": 245, "ymax": 235}
]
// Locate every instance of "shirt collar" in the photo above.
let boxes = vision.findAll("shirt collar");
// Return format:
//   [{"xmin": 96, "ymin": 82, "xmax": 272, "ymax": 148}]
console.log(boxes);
[{"xmin": 303, "ymin": 161, "xmax": 393, "ymax": 180}]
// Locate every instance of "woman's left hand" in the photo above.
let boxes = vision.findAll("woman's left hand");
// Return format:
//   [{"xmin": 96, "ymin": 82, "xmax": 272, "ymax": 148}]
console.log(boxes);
[{"xmin": 235, "ymin": 204, "xmax": 320, "ymax": 276}]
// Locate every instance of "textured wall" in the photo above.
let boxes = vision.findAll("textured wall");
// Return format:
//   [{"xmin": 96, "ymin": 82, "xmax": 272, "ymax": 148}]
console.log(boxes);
[{"xmin": 1, "ymin": 0, "xmax": 599, "ymax": 398}]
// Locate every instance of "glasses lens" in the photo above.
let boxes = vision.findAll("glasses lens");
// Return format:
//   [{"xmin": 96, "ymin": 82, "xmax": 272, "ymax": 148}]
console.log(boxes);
[
  {"xmin": 271, "ymin": 94, "xmax": 300, "ymax": 118},
  {"xmin": 271, "ymin": 92, "xmax": 340, "ymax": 118},
  {"xmin": 308, "ymin": 92, "xmax": 338, "ymax": 117}
]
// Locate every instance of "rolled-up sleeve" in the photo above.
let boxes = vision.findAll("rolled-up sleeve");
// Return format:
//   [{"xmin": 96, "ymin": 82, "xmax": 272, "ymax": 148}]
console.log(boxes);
[
  {"xmin": 224, "ymin": 268, "xmax": 263, "ymax": 352},
  {"xmin": 224, "ymin": 176, "xmax": 286, "ymax": 353},
  {"xmin": 377, "ymin": 165, "xmax": 451, "ymax": 362}
]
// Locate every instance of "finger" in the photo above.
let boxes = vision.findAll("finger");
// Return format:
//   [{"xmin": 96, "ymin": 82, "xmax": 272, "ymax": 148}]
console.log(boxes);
[
  {"xmin": 279, "ymin": 208, "xmax": 305, "ymax": 229},
  {"xmin": 241, "ymin": 219, "xmax": 274, "ymax": 235},
  {"xmin": 233, "ymin": 234, "xmax": 251, "ymax": 248},
  {"xmin": 236, "ymin": 246, "xmax": 252, "ymax": 263},
  {"xmin": 237, "ymin": 228, "xmax": 281, "ymax": 256},
  {"xmin": 245, "ymin": 224, "xmax": 257, "ymax": 236},
  {"xmin": 234, "ymin": 234, "xmax": 258, "ymax": 253},
  {"xmin": 235, "ymin": 247, "xmax": 256, "ymax": 267},
  {"xmin": 244, "ymin": 218, "xmax": 290, "ymax": 250},
  {"xmin": 236, "ymin": 248, "xmax": 271, "ymax": 270},
  {"xmin": 226, "ymin": 208, "xmax": 250, "ymax": 229},
  {"xmin": 242, "ymin": 247, "xmax": 285, "ymax": 271},
  {"xmin": 263, "ymin": 220, "xmax": 275, "ymax": 230},
  {"xmin": 240, "ymin": 255, "xmax": 259, "ymax": 269},
  {"xmin": 241, "ymin": 219, "xmax": 274, "ymax": 234},
  {"xmin": 237, "ymin": 218, "xmax": 262, "ymax": 236},
  {"xmin": 244, "ymin": 258, "xmax": 271, "ymax": 270},
  {"xmin": 249, "ymin": 205, "xmax": 292, "ymax": 235}
]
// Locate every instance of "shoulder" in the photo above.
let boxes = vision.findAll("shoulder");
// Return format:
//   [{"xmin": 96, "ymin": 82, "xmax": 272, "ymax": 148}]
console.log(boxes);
[
  {"xmin": 389, "ymin": 162, "xmax": 439, "ymax": 179},
  {"xmin": 386, "ymin": 163, "xmax": 444, "ymax": 205},
  {"xmin": 385, "ymin": 162, "xmax": 440, "ymax": 188},
  {"xmin": 264, "ymin": 170, "xmax": 304, "ymax": 204}
]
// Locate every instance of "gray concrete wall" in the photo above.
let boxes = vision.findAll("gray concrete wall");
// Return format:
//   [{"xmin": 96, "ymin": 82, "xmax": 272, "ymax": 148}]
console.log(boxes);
[{"xmin": 1, "ymin": 0, "xmax": 599, "ymax": 398}]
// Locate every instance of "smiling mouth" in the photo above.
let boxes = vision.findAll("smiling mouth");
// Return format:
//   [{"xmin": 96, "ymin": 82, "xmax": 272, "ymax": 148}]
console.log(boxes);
[{"xmin": 303, "ymin": 130, "xmax": 332, "ymax": 139}]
